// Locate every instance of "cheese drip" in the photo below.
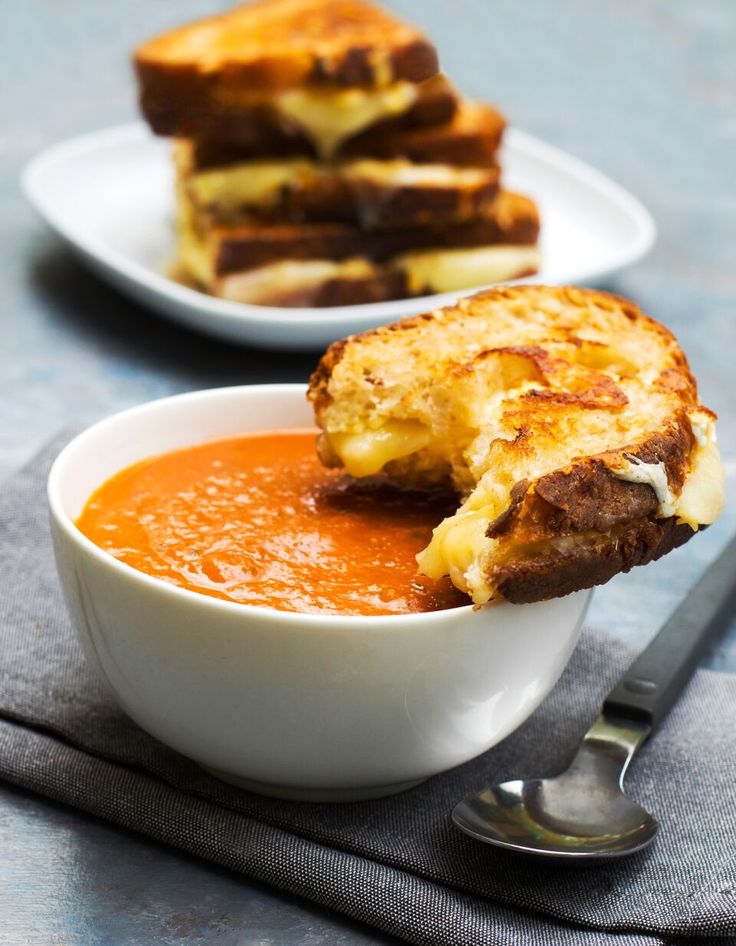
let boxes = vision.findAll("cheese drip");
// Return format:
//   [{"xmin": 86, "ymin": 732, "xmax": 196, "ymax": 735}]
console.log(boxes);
[
  {"xmin": 396, "ymin": 245, "xmax": 541, "ymax": 294},
  {"xmin": 189, "ymin": 157, "xmax": 496, "ymax": 211},
  {"xmin": 328, "ymin": 421, "xmax": 431, "ymax": 477},
  {"xmin": 275, "ymin": 82, "xmax": 418, "ymax": 158},
  {"xmin": 609, "ymin": 412, "xmax": 724, "ymax": 529},
  {"xmin": 218, "ymin": 258, "xmax": 376, "ymax": 305},
  {"xmin": 417, "ymin": 412, "xmax": 725, "ymax": 605}
]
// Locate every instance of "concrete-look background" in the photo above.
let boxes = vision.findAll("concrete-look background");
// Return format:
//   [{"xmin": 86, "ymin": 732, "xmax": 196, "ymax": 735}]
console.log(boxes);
[{"xmin": 1, "ymin": 1, "xmax": 734, "ymax": 943}]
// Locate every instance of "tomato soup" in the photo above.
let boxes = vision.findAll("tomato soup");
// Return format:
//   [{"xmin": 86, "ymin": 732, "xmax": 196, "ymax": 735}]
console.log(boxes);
[{"xmin": 76, "ymin": 430, "xmax": 468, "ymax": 617}]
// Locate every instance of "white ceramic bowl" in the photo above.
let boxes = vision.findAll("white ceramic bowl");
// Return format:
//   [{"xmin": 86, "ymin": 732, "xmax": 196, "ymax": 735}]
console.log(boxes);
[{"xmin": 48, "ymin": 384, "xmax": 592, "ymax": 801}]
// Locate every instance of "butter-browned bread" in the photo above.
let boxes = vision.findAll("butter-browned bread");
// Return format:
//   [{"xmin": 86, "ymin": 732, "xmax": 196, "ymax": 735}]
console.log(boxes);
[
  {"xmin": 174, "ymin": 189, "xmax": 540, "ymax": 305},
  {"xmin": 341, "ymin": 101, "xmax": 505, "ymax": 167},
  {"xmin": 175, "ymin": 98, "xmax": 506, "ymax": 233},
  {"xmin": 173, "ymin": 257, "xmax": 410, "ymax": 308},
  {"xmin": 201, "ymin": 192, "xmax": 539, "ymax": 275},
  {"xmin": 308, "ymin": 286, "xmax": 724, "ymax": 603},
  {"xmin": 145, "ymin": 74, "xmax": 458, "ymax": 155},
  {"xmin": 135, "ymin": 0, "xmax": 440, "ymax": 157},
  {"xmin": 176, "ymin": 139, "xmax": 502, "ymax": 230}
]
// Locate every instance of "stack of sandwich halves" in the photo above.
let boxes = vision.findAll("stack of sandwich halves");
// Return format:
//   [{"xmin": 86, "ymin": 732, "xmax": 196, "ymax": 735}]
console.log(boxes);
[{"xmin": 135, "ymin": 0, "xmax": 541, "ymax": 308}]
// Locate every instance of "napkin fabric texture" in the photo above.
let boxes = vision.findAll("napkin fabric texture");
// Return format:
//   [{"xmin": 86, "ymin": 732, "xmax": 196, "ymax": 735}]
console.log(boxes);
[{"xmin": 1, "ymin": 435, "xmax": 735, "ymax": 946}]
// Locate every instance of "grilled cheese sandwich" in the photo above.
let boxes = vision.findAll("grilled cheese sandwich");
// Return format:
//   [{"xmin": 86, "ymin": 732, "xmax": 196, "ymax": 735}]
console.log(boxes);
[
  {"xmin": 174, "ymin": 102, "xmax": 506, "ymax": 228},
  {"xmin": 136, "ymin": 0, "xmax": 440, "ymax": 147},
  {"xmin": 275, "ymin": 82, "xmax": 419, "ymax": 157},
  {"xmin": 139, "ymin": 0, "xmax": 540, "ymax": 309},
  {"xmin": 309, "ymin": 286, "xmax": 724, "ymax": 604},
  {"xmin": 176, "ymin": 188, "xmax": 540, "ymax": 306}
]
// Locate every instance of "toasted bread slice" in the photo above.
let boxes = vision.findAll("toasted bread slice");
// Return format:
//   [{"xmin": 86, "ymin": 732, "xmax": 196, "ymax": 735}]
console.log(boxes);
[
  {"xmin": 136, "ymin": 0, "xmax": 439, "ymax": 156},
  {"xmin": 175, "ymin": 185, "xmax": 539, "ymax": 304},
  {"xmin": 178, "ymin": 189, "xmax": 539, "ymax": 277},
  {"xmin": 144, "ymin": 74, "xmax": 458, "ymax": 155},
  {"xmin": 342, "ymin": 100, "xmax": 505, "ymax": 167},
  {"xmin": 176, "ymin": 139, "xmax": 501, "ymax": 230},
  {"xmin": 136, "ymin": 0, "xmax": 439, "ymax": 92},
  {"xmin": 174, "ymin": 187, "xmax": 539, "ymax": 305},
  {"xmin": 308, "ymin": 286, "xmax": 724, "ymax": 603},
  {"xmin": 171, "ymin": 256, "xmax": 411, "ymax": 307},
  {"xmin": 176, "ymin": 249, "xmax": 538, "ymax": 307}
]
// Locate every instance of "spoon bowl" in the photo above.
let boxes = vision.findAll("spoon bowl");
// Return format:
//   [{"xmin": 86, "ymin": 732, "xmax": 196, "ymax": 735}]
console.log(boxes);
[{"xmin": 452, "ymin": 716, "xmax": 657, "ymax": 860}]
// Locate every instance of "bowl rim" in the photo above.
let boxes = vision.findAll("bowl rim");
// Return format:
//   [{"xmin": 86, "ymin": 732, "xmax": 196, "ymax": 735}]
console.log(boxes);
[{"xmin": 48, "ymin": 383, "xmax": 479, "ymax": 628}]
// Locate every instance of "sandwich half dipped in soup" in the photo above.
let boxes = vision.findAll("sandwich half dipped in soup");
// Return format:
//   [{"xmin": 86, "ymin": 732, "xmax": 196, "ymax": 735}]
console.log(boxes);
[{"xmin": 309, "ymin": 285, "xmax": 724, "ymax": 605}]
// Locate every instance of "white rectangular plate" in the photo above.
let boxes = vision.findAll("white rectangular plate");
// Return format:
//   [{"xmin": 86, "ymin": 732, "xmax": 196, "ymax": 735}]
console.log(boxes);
[{"xmin": 23, "ymin": 123, "xmax": 655, "ymax": 350}]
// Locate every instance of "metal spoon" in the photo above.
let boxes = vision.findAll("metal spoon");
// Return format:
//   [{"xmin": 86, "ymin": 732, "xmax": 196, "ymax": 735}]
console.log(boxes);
[{"xmin": 452, "ymin": 532, "xmax": 736, "ymax": 860}]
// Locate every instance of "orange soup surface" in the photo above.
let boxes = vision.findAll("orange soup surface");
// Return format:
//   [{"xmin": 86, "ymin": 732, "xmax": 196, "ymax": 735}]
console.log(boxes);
[{"xmin": 77, "ymin": 430, "xmax": 468, "ymax": 617}]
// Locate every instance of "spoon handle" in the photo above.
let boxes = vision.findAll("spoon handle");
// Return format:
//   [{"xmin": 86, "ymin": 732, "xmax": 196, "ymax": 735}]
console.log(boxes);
[{"xmin": 602, "ymin": 532, "xmax": 736, "ymax": 730}]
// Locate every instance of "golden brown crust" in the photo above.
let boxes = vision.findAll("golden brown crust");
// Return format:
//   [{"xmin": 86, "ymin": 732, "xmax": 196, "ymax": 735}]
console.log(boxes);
[
  {"xmin": 309, "ymin": 340, "xmax": 351, "ymax": 415},
  {"xmin": 212, "ymin": 191, "xmax": 539, "ymax": 274},
  {"xmin": 296, "ymin": 269, "xmax": 408, "ymax": 306},
  {"xmin": 342, "ymin": 101, "xmax": 505, "ymax": 167},
  {"xmin": 491, "ymin": 417, "xmax": 696, "ymax": 543},
  {"xmin": 494, "ymin": 516, "xmax": 695, "ymax": 604},
  {"xmin": 525, "ymin": 464, "xmax": 658, "ymax": 535},
  {"xmin": 308, "ymin": 285, "xmax": 720, "ymax": 604},
  {"xmin": 350, "ymin": 172, "xmax": 501, "ymax": 229},
  {"xmin": 186, "ymin": 162, "xmax": 502, "ymax": 231},
  {"xmin": 135, "ymin": 0, "xmax": 438, "ymax": 93},
  {"xmin": 143, "ymin": 74, "xmax": 457, "ymax": 151},
  {"xmin": 338, "ymin": 285, "xmax": 697, "ymax": 433},
  {"xmin": 309, "ymin": 286, "xmax": 693, "ymax": 413}
]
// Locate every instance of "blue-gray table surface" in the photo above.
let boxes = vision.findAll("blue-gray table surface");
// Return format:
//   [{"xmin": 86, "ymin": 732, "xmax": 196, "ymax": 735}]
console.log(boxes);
[{"xmin": 1, "ymin": 0, "xmax": 734, "ymax": 942}]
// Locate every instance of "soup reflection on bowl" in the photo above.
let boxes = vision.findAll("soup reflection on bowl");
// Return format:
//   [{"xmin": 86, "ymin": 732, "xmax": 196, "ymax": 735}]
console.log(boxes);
[{"xmin": 48, "ymin": 384, "xmax": 591, "ymax": 802}]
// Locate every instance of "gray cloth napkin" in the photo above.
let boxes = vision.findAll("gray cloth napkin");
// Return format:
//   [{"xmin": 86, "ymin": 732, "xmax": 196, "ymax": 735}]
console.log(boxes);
[{"xmin": 1, "ymin": 435, "xmax": 735, "ymax": 946}]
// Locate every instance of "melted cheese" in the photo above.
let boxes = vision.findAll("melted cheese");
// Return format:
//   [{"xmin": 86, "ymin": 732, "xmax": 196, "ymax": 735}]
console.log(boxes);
[
  {"xmin": 367, "ymin": 48, "xmax": 394, "ymax": 88},
  {"xmin": 191, "ymin": 159, "xmax": 318, "ymax": 207},
  {"xmin": 675, "ymin": 438, "xmax": 724, "ymax": 528},
  {"xmin": 416, "ymin": 472, "xmax": 510, "ymax": 604},
  {"xmin": 275, "ymin": 82, "xmax": 418, "ymax": 158},
  {"xmin": 189, "ymin": 157, "xmax": 493, "ymax": 211},
  {"xmin": 218, "ymin": 258, "xmax": 375, "ymax": 305},
  {"xmin": 396, "ymin": 245, "xmax": 542, "ymax": 295},
  {"xmin": 418, "ymin": 412, "xmax": 725, "ymax": 606},
  {"xmin": 609, "ymin": 413, "xmax": 724, "ymax": 528},
  {"xmin": 327, "ymin": 421, "xmax": 431, "ymax": 477},
  {"xmin": 416, "ymin": 509, "xmax": 492, "ymax": 602},
  {"xmin": 180, "ymin": 194, "xmax": 541, "ymax": 307},
  {"xmin": 341, "ymin": 159, "xmax": 491, "ymax": 187},
  {"xmin": 611, "ymin": 457, "xmax": 676, "ymax": 517}
]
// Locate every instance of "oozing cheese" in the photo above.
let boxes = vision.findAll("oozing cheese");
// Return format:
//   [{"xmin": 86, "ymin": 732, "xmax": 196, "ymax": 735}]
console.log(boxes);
[
  {"xmin": 275, "ymin": 82, "xmax": 418, "ymax": 158},
  {"xmin": 396, "ymin": 245, "xmax": 542, "ymax": 294},
  {"xmin": 218, "ymin": 258, "xmax": 375, "ymax": 305},
  {"xmin": 341, "ymin": 159, "xmax": 491, "ymax": 187},
  {"xmin": 609, "ymin": 412, "xmax": 724, "ymax": 529},
  {"xmin": 177, "ymin": 198, "xmax": 541, "ymax": 307},
  {"xmin": 675, "ymin": 437, "xmax": 724, "ymax": 528},
  {"xmin": 189, "ymin": 157, "xmax": 494, "ymax": 211},
  {"xmin": 416, "ymin": 508, "xmax": 493, "ymax": 602},
  {"xmin": 328, "ymin": 421, "xmax": 431, "ymax": 477},
  {"xmin": 610, "ymin": 457, "xmax": 676, "ymax": 517},
  {"xmin": 416, "ymin": 472, "xmax": 511, "ymax": 604},
  {"xmin": 417, "ymin": 411, "xmax": 725, "ymax": 606},
  {"xmin": 190, "ymin": 159, "xmax": 318, "ymax": 207}
]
